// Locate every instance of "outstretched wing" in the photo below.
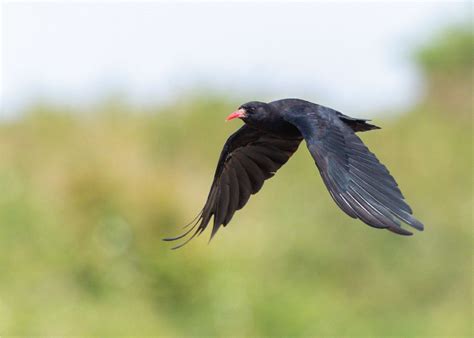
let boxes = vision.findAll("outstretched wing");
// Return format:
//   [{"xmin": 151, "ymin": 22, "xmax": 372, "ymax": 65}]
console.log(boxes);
[
  {"xmin": 283, "ymin": 106, "xmax": 423, "ymax": 235},
  {"xmin": 164, "ymin": 125, "xmax": 302, "ymax": 248}
]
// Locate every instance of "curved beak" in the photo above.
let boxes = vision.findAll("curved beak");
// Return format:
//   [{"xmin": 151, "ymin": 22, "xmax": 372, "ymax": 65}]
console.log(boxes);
[{"xmin": 225, "ymin": 108, "xmax": 247, "ymax": 121}]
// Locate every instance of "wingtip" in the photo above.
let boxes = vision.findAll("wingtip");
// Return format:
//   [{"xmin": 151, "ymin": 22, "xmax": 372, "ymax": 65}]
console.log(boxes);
[
  {"xmin": 409, "ymin": 218, "xmax": 424, "ymax": 231},
  {"xmin": 208, "ymin": 229, "xmax": 218, "ymax": 244},
  {"xmin": 388, "ymin": 226, "xmax": 413, "ymax": 236},
  {"xmin": 163, "ymin": 215, "xmax": 203, "ymax": 248}
]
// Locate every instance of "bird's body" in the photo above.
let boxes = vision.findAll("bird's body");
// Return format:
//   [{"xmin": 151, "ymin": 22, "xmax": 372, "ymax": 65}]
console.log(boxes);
[{"xmin": 165, "ymin": 98, "xmax": 423, "ymax": 248}]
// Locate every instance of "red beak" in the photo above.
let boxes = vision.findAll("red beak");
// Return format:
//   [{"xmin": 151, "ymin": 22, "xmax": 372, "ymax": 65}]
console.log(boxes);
[{"xmin": 226, "ymin": 108, "xmax": 246, "ymax": 121}]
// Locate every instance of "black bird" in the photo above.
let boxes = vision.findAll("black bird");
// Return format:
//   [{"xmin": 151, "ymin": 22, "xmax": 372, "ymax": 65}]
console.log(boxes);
[{"xmin": 165, "ymin": 98, "xmax": 423, "ymax": 249}]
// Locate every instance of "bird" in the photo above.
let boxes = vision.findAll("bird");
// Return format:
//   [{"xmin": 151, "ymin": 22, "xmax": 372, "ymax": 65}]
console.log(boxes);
[{"xmin": 164, "ymin": 98, "xmax": 423, "ymax": 249}]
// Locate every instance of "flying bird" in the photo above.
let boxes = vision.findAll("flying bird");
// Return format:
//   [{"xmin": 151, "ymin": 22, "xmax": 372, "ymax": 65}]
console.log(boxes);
[{"xmin": 164, "ymin": 98, "xmax": 423, "ymax": 249}]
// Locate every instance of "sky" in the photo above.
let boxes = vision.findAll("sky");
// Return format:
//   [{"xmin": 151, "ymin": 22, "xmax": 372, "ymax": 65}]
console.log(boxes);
[{"xmin": 1, "ymin": 1, "xmax": 469, "ymax": 117}]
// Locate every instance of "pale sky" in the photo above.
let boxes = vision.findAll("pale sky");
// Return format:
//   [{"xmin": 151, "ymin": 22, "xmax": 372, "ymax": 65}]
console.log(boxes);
[{"xmin": 1, "ymin": 1, "xmax": 468, "ymax": 117}]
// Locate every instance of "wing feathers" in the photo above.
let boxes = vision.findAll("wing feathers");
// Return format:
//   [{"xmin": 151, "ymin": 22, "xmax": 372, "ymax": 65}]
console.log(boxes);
[
  {"xmin": 224, "ymin": 166, "xmax": 240, "ymax": 225},
  {"xmin": 166, "ymin": 125, "xmax": 301, "ymax": 247},
  {"xmin": 232, "ymin": 159, "xmax": 252, "ymax": 210},
  {"xmin": 283, "ymin": 106, "xmax": 423, "ymax": 235},
  {"xmin": 245, "ymin": 148, "xmax": 280, "ymax": 173},
  {"xmin": 214, "ymin": 182, "xmax": 229, "ymax": 229},
  {"xmin": 238, "ymin": 154, "xmax": 267, "ymax": 192}
]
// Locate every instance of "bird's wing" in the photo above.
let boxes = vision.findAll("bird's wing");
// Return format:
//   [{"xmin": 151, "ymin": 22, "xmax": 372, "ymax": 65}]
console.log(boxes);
[
  {"xmin": 283, "ymin": 106, "xmax": 423, "ymax": 235},
  {"xmin": 164, "ymin": 124, "xmax": 302, "ymax": 248}
]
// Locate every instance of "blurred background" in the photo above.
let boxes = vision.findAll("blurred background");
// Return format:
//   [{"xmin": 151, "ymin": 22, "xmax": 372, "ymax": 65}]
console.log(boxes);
[{"xmin": 0, "ymin": 1, "xmax": 472, "ymax": 336}]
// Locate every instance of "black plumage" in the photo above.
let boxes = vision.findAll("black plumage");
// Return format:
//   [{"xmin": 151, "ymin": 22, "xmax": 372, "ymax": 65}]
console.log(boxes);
[{"xmin": 164, "ymin": 98, "xmax": 423, "ymax": 248}]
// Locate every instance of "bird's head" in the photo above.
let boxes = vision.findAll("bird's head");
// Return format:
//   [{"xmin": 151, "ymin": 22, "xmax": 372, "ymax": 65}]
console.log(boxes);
[{"xmin": 226, "ymin": 101, "xmax": 271, "ymax": 126}]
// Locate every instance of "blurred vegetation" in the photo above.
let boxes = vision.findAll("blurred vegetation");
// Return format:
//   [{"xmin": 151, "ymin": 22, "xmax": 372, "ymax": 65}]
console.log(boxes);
[
  {"xmin": 0, "ymin": 26, "xmax": 472, "ymax": 336},
  {"xmin": 417, "ymin": 26, "xmax": 473, "ymax": 72},
  {"xmin": 415, "ymin": 23, "xmax": 473, "ymax": 118}
]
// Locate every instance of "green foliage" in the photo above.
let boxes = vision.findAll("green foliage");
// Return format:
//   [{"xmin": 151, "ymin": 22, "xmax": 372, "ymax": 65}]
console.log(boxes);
[
  {"xmin": 416, "ymin": 24, "xmax": 473, "ymax": 73},
  {"xmin": 415, "ymin": 23, "xmax": 473, "ymax": 119}
]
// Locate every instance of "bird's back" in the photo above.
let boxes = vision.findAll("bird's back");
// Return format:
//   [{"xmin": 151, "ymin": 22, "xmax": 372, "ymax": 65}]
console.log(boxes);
[{"xmin": 270, "ymin": 98, "xmax": 379, "ymax": 133}]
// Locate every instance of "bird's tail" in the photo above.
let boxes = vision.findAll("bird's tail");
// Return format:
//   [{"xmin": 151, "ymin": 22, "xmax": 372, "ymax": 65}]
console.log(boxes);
[{"xmin": 338, "ymin": 114, "xmax": 381, "ymax": 133}]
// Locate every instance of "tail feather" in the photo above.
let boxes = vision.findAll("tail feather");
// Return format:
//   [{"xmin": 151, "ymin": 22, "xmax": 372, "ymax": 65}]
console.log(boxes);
[{"xmin": 338, "ymin": 114, "xmax": 381, "ymax": 133}]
